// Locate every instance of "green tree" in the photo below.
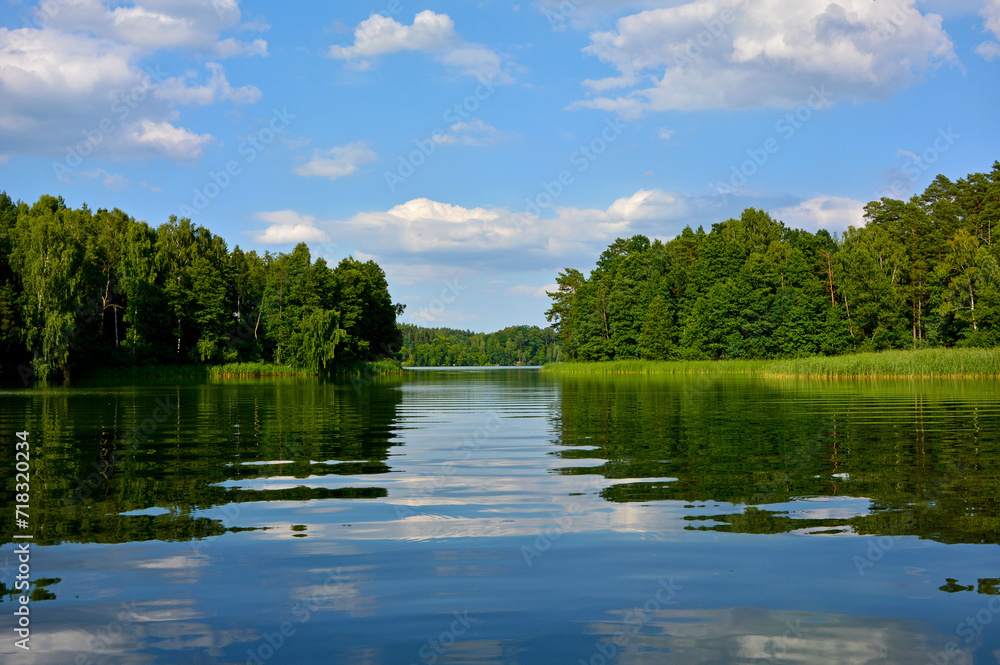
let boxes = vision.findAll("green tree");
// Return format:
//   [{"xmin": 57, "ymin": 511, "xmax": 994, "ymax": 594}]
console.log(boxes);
[
  {"xmin": 11, "ymin": 196, "xmax": 92, "ymax": 379},
  {"xmin": 936, "ymin": 229, "xmax": 1000, "ymax": 343},
  {"xmin": 638, "ymin": 296, "xmax": 674, "ymax": 359}
]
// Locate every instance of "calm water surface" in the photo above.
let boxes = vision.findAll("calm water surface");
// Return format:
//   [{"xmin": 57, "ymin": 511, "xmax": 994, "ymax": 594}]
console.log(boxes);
[{"xmin": 1, "ymin": 368, "xmax": 999, "ymax": 664}]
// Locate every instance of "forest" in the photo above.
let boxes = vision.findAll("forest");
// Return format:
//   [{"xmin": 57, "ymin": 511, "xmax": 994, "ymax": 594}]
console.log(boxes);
[
  {"xmin": 398, "ymin": 323, "xmax": 562, "ymax": 366},
  {"xmin": 546, "ymin": 163, "xmax": 1000, "ymax": 361},
  {"xmin": 0, "ymin": 193, "xmax": 404, "ymax": 380}
]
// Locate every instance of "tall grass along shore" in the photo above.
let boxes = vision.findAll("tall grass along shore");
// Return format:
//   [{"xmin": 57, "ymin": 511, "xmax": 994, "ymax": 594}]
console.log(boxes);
[
  {"xmin": 543, "ymin": 348, "xmax": 1000, "ymax": 379},
  {"xmin": 89, "ymin": 360, "xmax": 404, "ymax": 380}
]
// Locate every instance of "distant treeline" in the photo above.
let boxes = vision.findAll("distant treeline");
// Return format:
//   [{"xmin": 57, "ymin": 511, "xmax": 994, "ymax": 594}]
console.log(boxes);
[
  {"xmin": 547, "ymin": 162, "xmax": 1000, "ymax": 361},
  {"xmin": 399, "ymin": 323, "xmax": 562, "ymax": 366},
  {"xmin": 0, "ymin": 194, "xmax": 403, "ymax": 380}
]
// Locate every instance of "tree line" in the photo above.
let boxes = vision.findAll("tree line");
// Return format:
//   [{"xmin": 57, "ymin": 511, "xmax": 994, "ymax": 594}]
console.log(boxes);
[
  {"xmin": 547, "ymin": 162, "xmax": 1000, "ymax": 361},
  {"xmin": 399, "ymin": 323, "xmax": 562, "ymax": 366},
  {"xmin": 0, "ymin": 193, "xmax": 404, "ymax": 380}
]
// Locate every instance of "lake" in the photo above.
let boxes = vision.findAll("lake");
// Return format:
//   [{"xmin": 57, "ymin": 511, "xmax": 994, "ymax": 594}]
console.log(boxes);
[{"xmin": 1, "ymin": 368, "xmax": 999, "ymax": 664}]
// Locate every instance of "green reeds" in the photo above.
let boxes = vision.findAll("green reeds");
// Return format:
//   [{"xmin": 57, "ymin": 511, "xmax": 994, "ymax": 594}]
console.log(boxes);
[{"xmin": 543, "ymin": 347, "xmax": 1000, "ymax": 378}]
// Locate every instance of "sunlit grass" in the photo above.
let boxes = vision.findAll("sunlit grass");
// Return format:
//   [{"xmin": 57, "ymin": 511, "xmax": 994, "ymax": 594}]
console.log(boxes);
[
  {"xmin": 543, "ymin": 347, "xmax": 1000, "ymax": 378},
  {"xmin": 89, "ymin": 359, "xmax": 404, "ymax": 379}
]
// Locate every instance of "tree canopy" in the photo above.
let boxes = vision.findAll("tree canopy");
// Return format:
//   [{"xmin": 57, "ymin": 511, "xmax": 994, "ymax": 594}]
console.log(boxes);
[
  {"xmin": 399, "ymin": 323, "xmax": 562, "ymax": 366},
  {"xmin": 547, "ymin": 162, "xmax": 1000, "ymax": 361},
  {"xmin": 0, "ymin": 194, "xmax": 404, "ymax": 380}
]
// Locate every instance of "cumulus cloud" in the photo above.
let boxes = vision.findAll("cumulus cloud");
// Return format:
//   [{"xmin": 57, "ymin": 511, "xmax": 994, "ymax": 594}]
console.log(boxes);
[
  {"xmin": 313, "ymin": 189, "xmax": 693, "ymax": 264},
  {"xmin": 572, "ymin": 0, "xmax": 957, "ymax": 115},
  {"xmin": 0, "ymin": 1, "xmax": 264, "ymax": 163},
  {"xmin": 538, "ymin": 0, "xmax": 674, "ymax": 30},
  {"xmin": 507, "ymin": 284, "xmax": 559, "ymax": 298},
  {"xmin": 44, "ymin": 0, "xmax": 267, "ymax": 57},
  {"xmin": 983, "ymin": 0, "xmax": 1000, "ymax": 37},
  {"xmin": 328, "ymin": 10, "xmax": 512, "ymax": 82},
  {"xmin": 606, "ymin": 189, "xmax": 692, "ymax": 221},
  {"xmin": 292, "ymin": 142, "xmax": 378, "ymax": 180},
  {"xmin": 250, "ymin": 211, "xmax": 329, "ymax": 244},
  {"xmin": 257, "ymin": 187, "xmax": 862, "ymax": 298},
  {"xmin": 432, "ymin": 120, "xmax": 509, "ymax": 146},
  {"xmin": 125, "ymin": 120, "xmax": 213, "ymax": 162},
  {"xmin": 155, "ymin": 62, "xmax": 261, "ymax": 105},
  {"xmin": 975, "ymin": 40, "xmax": 1000, "ymax": 59},
  {"xmin": 773, "ymin": 196, "xmax": 866, "ymax": 233},
  {"xmin": 328, "ymin": 10, "xmax": 457, "ymax": 59},
  {"xmin": 78, "ymin": 168, "xmax": 129, "ymax": 191}
]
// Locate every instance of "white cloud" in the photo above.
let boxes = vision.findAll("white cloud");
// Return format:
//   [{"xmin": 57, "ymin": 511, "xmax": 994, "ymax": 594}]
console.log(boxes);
[
  {"xmin": 773, "ymin": 196, "xmax": 866, "ymax": 233},
  {"xmin": 538, "ymin": 0, "xmax": 673, "ymax": 30},
  {"xmin": 0, "ymin": 28, "xmax": 200, "ymax": 160},
  {"xmin": 79, "ymin": 168, "xmax": 129, "ymax": 191},
  {"xmin": 238, "ymin": 16, "xmax": 272, "ymax": 33},
  {"xmin": 658, "ymin": 128, "xmax": 675, "ymax": 142},
  {"xmin": 126, "ymin": 120, "xmax": 213, "ymax": 162},
  {"xmin": 983, "ymin": 0, "xmax": 1000, "ymax": 37},
  {"xmin": 45, "ymin": 0, "xmax": 267, "ymax": 57},
  {"xmin": 257, "ymin": 188, "xmax": 853, "ymax": 281},
  {"xmin": 975, "ymin": 40, "xmax": 1000, "ymax": 59},
  {"xmin": 328, "ymin": 10, "xmax": 512, "ymax": 82},
  {"xmin": 250, "ymin": 211, "xmax": 328, "ymax": 244},
  {"xmin": 507, "ymin": 284, "xmax": 559, "ymax": 298},
  {"xmin": 572, "ymin": 0, "xmax": 957, "ymax": 115},
  {"xmin": 155, "ymin": 62, "xmax": 261, "ymax": 105},
  {"xmin": 436, "ymin": 44, "xmax": 513, "ymax": 83},
  {"xmin": 328, "ymin": 10, "xmax": 457, "ymax": 59},
  {"xmin": 432, "ymin": 120, "xmax": 509, "ymax": 146},
  {"xmin": 292, "ymin": 142, "xmax": 378, "ymax": 180},
  {"xmin": 606, "ymin": 189, "xmax": 692, "ymax": 221},
  {"xmin": 0, "ymin": 0, "xmax": 263, "ymax": 163},
  {"xmin": 321, "ymin": 189, "xmax": 692, "ymax": 261}
]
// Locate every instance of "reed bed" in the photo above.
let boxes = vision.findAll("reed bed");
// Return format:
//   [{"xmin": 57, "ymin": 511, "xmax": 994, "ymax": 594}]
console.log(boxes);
[{"xmin": 543, "ymin": 347, "xmax": 1000, "ymax": 378}]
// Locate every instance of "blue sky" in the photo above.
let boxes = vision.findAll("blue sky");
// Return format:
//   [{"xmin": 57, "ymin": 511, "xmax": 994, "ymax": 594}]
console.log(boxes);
[{"xmin": 1, "ymin": 0, "xmax": 998, "ymax": 331}]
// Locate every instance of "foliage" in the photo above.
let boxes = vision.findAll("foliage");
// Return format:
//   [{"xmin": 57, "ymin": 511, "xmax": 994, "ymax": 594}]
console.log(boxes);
[
  {"xmin": 398, "ymin": 323, "xmax": 562, "ymax": 366},
  {"xmin": 544, "ymin": 346, "xmax": 1000, "ymax": 378},
  {"xmin": 0, "ymin": 194, "xmax": 404, "ymax": 379},
  {"xmin": 547, "ymin": 162, "xmax": 1000, "ymax": 361}
]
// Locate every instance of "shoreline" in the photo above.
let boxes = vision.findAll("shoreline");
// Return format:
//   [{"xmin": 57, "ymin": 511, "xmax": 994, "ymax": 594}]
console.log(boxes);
[
  {"xmin": 541, "ymin": 347, "xmax": 1000, "ymax": 379},
  {"xmin": 80, "ymin": 360, "xmax": 405, "ymax": 380}
]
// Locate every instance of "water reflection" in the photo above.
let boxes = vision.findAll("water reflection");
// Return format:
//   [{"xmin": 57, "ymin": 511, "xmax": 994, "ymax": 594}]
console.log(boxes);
[
  {"xmin": 585, "ymin": 606, "xmax": 970, "ymax": 665},
  {"xmin": 553, "ymin": 374, "xmax": 1000, "ymax": 546},
  {"xmin": 0, "ymin": 377, "xmax": 403, "ymax": 546},
  {"xmin": 1, "ymin": 371, "xmax": 999, "ymax": 664}
]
